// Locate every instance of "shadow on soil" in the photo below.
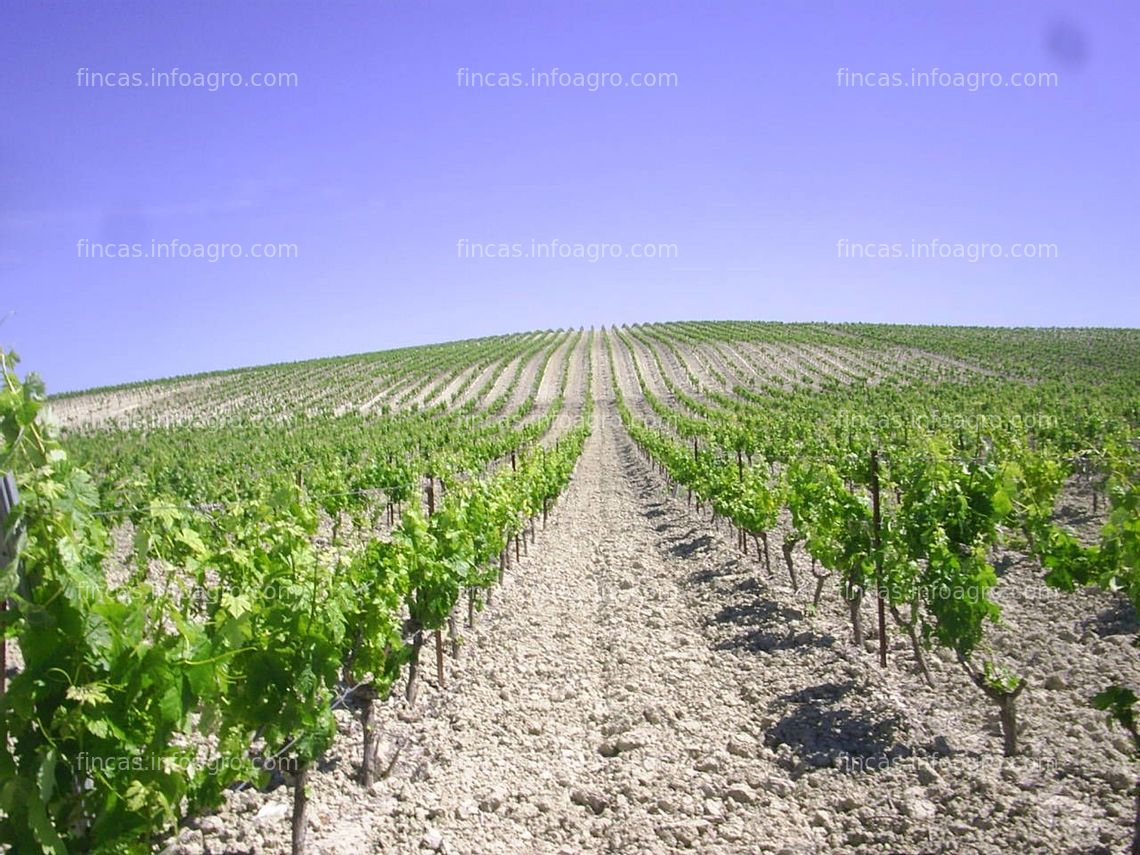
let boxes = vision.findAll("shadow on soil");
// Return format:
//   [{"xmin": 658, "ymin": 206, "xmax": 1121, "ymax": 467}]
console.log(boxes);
[
  {"xmin": 765, "ymin": 681, "xmax": 913, "ymax": 774},
  {"xmin": 712, "ymin": 595, "xmax": 837, "ymax": 654},
  {"xmin": 637, "ymin": 476, "xmax": 838, "ymax": 656},
  {"xmin": 667, "ymin": 532, "xmax": 714, "ymax": 559},
  {"xmin": 1084, "ymin": 599, "xmax": 1139, "ymax": 639}
]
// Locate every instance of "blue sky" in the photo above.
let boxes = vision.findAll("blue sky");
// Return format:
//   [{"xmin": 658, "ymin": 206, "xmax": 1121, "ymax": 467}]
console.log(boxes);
[{"xmin": 1, "ymin": 1, "xmax": 1137, "ymax": 392}]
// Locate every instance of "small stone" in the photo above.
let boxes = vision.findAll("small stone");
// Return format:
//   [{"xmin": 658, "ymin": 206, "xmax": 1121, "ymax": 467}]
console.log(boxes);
[
  {"xmin": 571, "ymin": 788, "xmax": 609, "ymax": 815},
  {"xmin": 724, "ymin": 784, "xmax": 757, "ymax": 804},
  {"xmin": 764, "ymin": 776, "xmax": 794, "ymax": 798},
  {"xmin": 616, "ymin": 735, "xmax": 645, "ymax": 752},
  {"xmin": 671, "ymin": 823, "xmax": 698, "ymax": 847},
  {"xmin": 1044, "ymin": 674, "xmax": 1066, "ymax": 690},
  {"xmin": 720, "ymin": 819, "xmax": 744, "ymax": 842},
  {"xmin": 904, "ymin": 797, "xmax": 937, "ymax": 821},
  {"xmin": 704, "ymin": 799, "xmax": 724, "ymax": 818},
  {"xmin": 695, "ymin": 755, "xmax": 722, "ymax": 773},
  {"xmin": 599, "ymin": 734, "xmax": 644, "ymax": 756},
  {"xmin": 373, "ymin": 796, "xmax": 398, "ymax": 816},
  {"xmin": 1105, "ymin": 768, "xmax": 1134, "ymax": 792},
  {"xmin": 601, "ymin": 719, "xmax": 631, "ymax": 737},
  {"xmin": 199, "ymin": 816, "xmax": 224, "ymax": 836},
  {"xmin": 726, "ymin": 736, "xmax": 754, "ymax": 758},
  {"xmin": 479, "ymin": 792, "xmax": 503, "ymax": 812},
  {"xmin": 253, "ymin": 801, "xmax": 290, "ymax": 824},
  {"xmin": 421, "ymin": 828, "xmax": 444, "ymax": 850},
  {"xmin": 915, "ymin": 761, "xmax": 939, "ymax": 786},
  {"xmin": 810, "ymin": 809, "xmax": 832, "ymax": 829}
]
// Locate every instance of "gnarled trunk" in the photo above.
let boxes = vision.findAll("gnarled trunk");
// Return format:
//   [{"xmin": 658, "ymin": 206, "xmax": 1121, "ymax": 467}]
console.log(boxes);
[
  {"xmin": 448, "ymin": 611, "xmax": 460, "ymax": 659},
  {"xmin": 890, "ymin": 604, "xmax": 932, "ymax": 687},
  {"xmin": 846, "ymin": 586, "xmax": 864, "ymax": 646},
  {"xmin": 435, "ymin": 628, "xmax": 446, "ymax": 688},
  {"xmin": 291, "ymin": 766, "xmax": 309, "ymax": 855},
  {"xmin": 405, "ymin": 625, "xmax": 424, "ymax": 705},
  {"xmin": 811, "ymin": 564, "xmax": 830, "ymax": 609},
  {"xmin": 360, "ymin": 687, "xmax": 380, "ymax": 787},
  {"xmin": 960, "ymin": 656, "xmax": 1026, "ymax": 757}
]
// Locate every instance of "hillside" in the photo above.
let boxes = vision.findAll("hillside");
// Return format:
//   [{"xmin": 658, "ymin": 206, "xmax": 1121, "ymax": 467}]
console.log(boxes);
[{"xmin": 4, "ymin": 321, "xmax": 1139, "ymax": 855}]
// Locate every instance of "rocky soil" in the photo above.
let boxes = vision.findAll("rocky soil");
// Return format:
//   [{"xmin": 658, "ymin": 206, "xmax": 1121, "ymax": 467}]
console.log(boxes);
[{"xmin": 166, "ymin": 376, "xmax": 1137, "ymax": 855}]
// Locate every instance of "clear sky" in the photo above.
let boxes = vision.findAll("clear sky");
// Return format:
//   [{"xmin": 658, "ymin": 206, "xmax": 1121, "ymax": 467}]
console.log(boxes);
[{"xmin": 2, "ymin": 1, "xmax": 1137, "ymax": 392}]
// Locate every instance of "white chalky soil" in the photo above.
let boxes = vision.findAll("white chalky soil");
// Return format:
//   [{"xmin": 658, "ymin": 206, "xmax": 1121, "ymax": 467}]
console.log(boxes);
[{"xmin": 171, "ymin": 348, "xmax": 1136, "ymax": 855}]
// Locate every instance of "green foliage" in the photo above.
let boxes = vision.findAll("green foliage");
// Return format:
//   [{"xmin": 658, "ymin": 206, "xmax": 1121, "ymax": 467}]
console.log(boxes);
[{"xmin": 1, "ymin": 342, "xmax": 594, "ymax": 851}]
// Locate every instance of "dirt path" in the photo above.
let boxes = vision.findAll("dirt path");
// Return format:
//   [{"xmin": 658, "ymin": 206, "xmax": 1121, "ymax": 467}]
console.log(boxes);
[
  {"xmin": 425, "ymin": 363, "xmax": 481, "ymax": 409},
  {"xmin": 452, "ymin": 357, "xmax": 506, "ymax": 409},
  {"xmin": 494, "ymin": 333, "xmax": 561, "ymax": 418},
  {"xmin": 361, "ymin": 395, "xmax": 812, "ymax": 854},
  {"xmin": 542, "ymin": 329, "xmax": 590, "ymax": 446}
]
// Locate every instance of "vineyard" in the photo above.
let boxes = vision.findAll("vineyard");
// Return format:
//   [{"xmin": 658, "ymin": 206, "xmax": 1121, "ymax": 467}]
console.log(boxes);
[{"xmin": 1, "ymin": 322, "xmax": 1138, "ymax": 855}]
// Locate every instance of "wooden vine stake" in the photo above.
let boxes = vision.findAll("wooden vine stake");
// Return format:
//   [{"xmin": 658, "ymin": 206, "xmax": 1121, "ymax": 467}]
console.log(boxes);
[{"xmin": 435, "ymin": 629, "xmax": 446, "ymax": 688}]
